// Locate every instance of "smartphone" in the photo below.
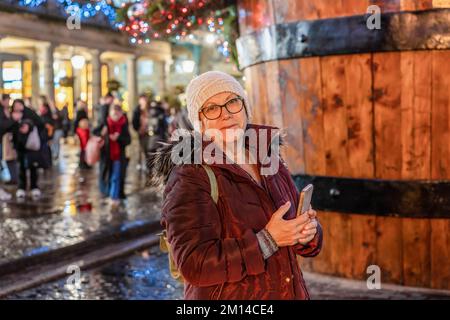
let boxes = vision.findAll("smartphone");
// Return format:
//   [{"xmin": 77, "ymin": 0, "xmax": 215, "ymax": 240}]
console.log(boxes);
[{"xmin": 297, "ymin": 184, "xmax": 314, "ymax": 216}]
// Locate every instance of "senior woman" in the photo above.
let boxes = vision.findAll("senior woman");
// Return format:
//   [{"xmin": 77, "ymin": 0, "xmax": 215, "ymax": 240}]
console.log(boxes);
[{"xmin": 150, "ymin": 71, "xmax": 323, "ymax": 300}]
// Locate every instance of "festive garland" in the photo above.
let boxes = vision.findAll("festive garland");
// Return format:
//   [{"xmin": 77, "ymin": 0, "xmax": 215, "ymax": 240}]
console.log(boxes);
[
  {"xmin": 115, "ymin": 0, "xmax": 239, "ymax": 65},
  {"xmin": 18, "ymin": 0, "xmax": 240, "ymax": 66}
]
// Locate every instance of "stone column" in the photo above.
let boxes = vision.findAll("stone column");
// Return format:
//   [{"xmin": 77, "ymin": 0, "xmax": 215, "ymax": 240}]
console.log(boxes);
[
  {"xmin": 0, "ymin": 59, "xmax": 3, "ymax": 93},
  {"xmin": 126, "ymin": 55, "xmax": 138, "ymax": 112},
  {"xmin": 91, "ymin": 49, "xmax": 102, "ymax": 107},
  {"xmin": 160, "ymin": 60, "xmax": 170, "ymax": 96},
  {"xmin": 31, "ymin": 49, "xmax": 40, "ymax": 108},
  {"xmin": 73, "ymin": 67, "xmax": 81, "ymax": 102},
  {"xmin": 42, "ymin": 42, "xmax": 55, "ymax": 102}
]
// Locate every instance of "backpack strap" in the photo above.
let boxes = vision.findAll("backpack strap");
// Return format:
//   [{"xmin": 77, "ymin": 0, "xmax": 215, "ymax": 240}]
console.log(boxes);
[
  {"xmin": 201, "ymin": 164, "xmax": 218, "ymax": 205},
  {"xmin": 160, "ymin": 164, "xmax": 219, "ymax": 283}
]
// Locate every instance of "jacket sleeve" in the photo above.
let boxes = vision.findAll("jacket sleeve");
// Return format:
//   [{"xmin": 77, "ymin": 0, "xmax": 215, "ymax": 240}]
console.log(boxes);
[
  {"xmin": 118, "ymin": 119, "xmax": 131, "ymax": 147},
  {"xmin": 162, "ymin": 165, "xmax": 266, "ymax": 287},
  {"xmin": 131, "ymin": 108, "xmax": 141, "ymax": 132},
  {"xmin": 92, "ymin": 123, "xmax": 104, "ymax": 137},
  {"xmin": 0, "ymin": 110, "xmax": 14, "ymax": 138},
  {"xmin": 25, "ymin": 108, "xmax": 45, "ymax": 132}
]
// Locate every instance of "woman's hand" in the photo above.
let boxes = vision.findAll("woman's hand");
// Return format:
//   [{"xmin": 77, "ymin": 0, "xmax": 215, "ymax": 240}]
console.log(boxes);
[
  {"xmin": 298, "ymin": 206, "xmax": 318, "ymax": 245},
  {"xmin": 265, "ymin": 201, "xmax": 311, "ymax": 247},
  {"xmin": 109, "ymin": 132, "xmax": 120, "ymax": 141}
]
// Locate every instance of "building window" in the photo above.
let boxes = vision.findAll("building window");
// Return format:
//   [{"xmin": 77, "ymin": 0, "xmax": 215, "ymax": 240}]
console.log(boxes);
[{"xmin": 2, "ymin": 61, "xmax": 23, "ymax": 99}]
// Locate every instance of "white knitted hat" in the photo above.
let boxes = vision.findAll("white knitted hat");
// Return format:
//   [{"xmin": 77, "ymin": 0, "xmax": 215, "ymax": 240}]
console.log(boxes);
[{"xmin": 185, "ymin": 71, "xmax": 251, "ymax": 131}]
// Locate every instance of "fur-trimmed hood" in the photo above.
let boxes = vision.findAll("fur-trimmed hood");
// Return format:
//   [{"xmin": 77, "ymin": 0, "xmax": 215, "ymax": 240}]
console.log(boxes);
[{"xmin": 146, "ymin": 123, "xmax": 285, "ymax": 189}]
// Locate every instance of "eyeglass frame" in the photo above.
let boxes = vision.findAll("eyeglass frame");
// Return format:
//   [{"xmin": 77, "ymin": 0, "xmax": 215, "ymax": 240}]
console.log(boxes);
[{"xmin": 199, "ymin": 95, "xmax": 245, "ymax": 120}]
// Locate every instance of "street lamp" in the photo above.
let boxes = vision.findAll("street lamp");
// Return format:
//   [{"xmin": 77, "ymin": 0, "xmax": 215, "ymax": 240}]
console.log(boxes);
[
  {"xmin": 181, "ymin": 60, "xmax": 195, "ymax": 73},
  {"xmin": 206, "ymin": 34, "xmax": 216, "ymax": 44},
  {"xmin": 71, "ymin": 55, "xmax": 86, "ymax": 70}
]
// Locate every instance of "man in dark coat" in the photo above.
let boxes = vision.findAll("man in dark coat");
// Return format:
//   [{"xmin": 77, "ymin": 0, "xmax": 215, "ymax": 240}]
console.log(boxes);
[
  {"xmin": 73, "ymin": 99, "xmax": 89, "ymax": 131},
  {"xmin": 0, "ymin": 94, "xmax": 14, "ymax": 201},
  {"xmin": 147, "ymin": 101, "xmax": 168, "ymax": 153},
  {"xmin": 0, "ymin": 94, "xmax": 14, "ymax": 140},
  {"xmin": 96, "ymin": 92, "xmax": 114, "ymax": 128},
  {"xmin": 9, "ymin": 99, "xmax": 48, "ymax": 198}
]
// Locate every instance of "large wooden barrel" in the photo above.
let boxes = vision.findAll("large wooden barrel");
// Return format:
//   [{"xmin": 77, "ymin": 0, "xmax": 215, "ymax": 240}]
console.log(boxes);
[{"xmin": 237, "ymin": 0, "xmax": 450, "ymax": 290}]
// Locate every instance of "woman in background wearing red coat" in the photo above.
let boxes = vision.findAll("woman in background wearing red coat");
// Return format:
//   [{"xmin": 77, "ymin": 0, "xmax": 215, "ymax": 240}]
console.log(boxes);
[{"xmin": 149, "ymin": 71, "xmax": 323, "ymax": 300}]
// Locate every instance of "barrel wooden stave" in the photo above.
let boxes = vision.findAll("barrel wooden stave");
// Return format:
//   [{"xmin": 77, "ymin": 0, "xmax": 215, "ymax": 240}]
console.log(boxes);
[{"xmin": 238, "ymin": 0, "xmax": 450, "ymax": 290}]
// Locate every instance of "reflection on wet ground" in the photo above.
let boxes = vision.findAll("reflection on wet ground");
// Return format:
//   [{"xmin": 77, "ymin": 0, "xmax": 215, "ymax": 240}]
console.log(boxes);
[
  {"xmin": 3, "ymin": 142, "xmax": 450, "ymax": 301},
  {"xmin": 8, "ymin": 245, "xmax": 450, "ymax": 300},
  {"xmin": 7, "ymin": 246, "xmax": 184, "ymax": 300},
  {"xmin": 0, "ymin": 142, "xmax": 162, "ymax": 264}
]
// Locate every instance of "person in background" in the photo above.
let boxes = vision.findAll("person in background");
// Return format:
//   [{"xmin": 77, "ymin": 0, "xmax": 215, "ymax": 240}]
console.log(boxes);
[
  {"xmin": 37, "ymin": 95, "xmax": 48, "ymax": 111},
  {"xmin": 75, "ymin": 118, "xmax": 91, "ymax": 169},
  {"xmin": 38, "ymin": 101, "xmax": 55, "ymax": 168},
  {"xmin": 173, "ymin": 106, "xmax": 193, "ymax": 132},
  {"xmin": 132, "ymin": 94, "xmax": 150, "ymax": 170},
  {"xmin": 0, "ymin": 94, "xmax": 14, "ymax": 201},
  {"xmin": 50, "ymin": 101, "xmax": 64, "ymax": 161},
  {"xmin": 93, "ymin": 96, "xmax": 105, "ymax": 128},
  {"xmin": 73, "ymin": 99, "xmax": 89, "ymax": 131},
  {"xmin": 24, "ymin": 97, "xmax": 33, "ymax": 109},
  {"xmin": 94, "ymin": 104, "xmax": 131, "ymax": 210},
  {"xmin": 73, "ymin": 99, "xmax": 90, "ymax": 168},
  {"xmin": 166, "ymin": 107, "xmax": 178, "ymax": 137},
  {"xmin": 1, "ymin": 94, "xmax": 18, "ymax": 186},
  {"xmin": 2, "ymin": 124, "xmax": 18, "ymax": 186},
  {"xmin": 10, "ymin": 99, "xmax": 46, "ymax": 200},
  {"xmin": 147, "ymin": 100, "xmax": 168, "ymax": 154},
  {"xmin": 96, "ymin": 92, "xmax": 114, "ymax": 128},
  {"xmin": 60, "ymin": 103, "xmax": 71, "ymax": 142}
]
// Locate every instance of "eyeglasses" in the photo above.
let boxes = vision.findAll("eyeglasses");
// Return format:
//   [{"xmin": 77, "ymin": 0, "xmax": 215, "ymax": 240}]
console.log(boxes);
[{"xmin": 199, "ymin": 96, "xmax": 244, "ymax": 120}]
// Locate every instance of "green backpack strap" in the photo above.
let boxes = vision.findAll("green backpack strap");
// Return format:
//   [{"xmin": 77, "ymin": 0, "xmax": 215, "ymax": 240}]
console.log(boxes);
[
  {"xmin": 201, "ymin": 164, "xmax": 219, "ymax": 205},
  {"xmin": 160, "ymin": 164, "xmax": 219, "ymax": 283}
]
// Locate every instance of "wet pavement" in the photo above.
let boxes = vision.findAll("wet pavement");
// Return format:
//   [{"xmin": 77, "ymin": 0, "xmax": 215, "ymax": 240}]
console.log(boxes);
[
  {"xmin": 2, "ymin": 140, "xmax": 450, "ymax": 300},
  {"xmin": 6, "ymin": 246, "xmax": 184, "ymax": 300},
  {"xmin": 0, "ymin": 140, "xmax": 162, "ymax": 265},
  {"xmin": 6, "ymin": 245, "xmax": 450, "ymax": 300}
]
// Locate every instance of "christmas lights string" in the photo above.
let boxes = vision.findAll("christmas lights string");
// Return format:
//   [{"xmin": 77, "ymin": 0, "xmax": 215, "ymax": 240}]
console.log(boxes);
[
  {"xmin": 18, "ymin": 0, "xmax": 239, "ymax": 64},
  {"xmin": 18, "ymin": 0, "xmax": 117, "ymax": 24},
  {"xmin": 115, "ymin": 0, "xmax": 238, "ymax": 62}
]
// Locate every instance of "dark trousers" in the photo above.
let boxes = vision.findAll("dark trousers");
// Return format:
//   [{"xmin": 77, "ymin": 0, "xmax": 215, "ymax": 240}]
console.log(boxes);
[
  {"xmin": 6, "ymin": 160, "xmax": 18, "ymax": 184},
  {"xmin": 18, "ymin": 154, "xmax": 38, "ymax": 190},
  {"xmin": 79, "ymin": 149, "xmax": 90, "ymax": 169}
]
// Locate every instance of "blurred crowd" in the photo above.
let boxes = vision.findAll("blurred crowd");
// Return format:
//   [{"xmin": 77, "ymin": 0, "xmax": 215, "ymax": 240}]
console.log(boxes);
[{"xmin": 0, "ymin": 92, "xmax": 191, "ymax": 210}]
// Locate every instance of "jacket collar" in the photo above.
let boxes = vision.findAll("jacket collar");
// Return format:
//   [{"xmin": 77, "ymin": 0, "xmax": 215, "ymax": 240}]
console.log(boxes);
[{"xmin": 147, "ymin": 123, "xmax": 283, "ymax": 188}]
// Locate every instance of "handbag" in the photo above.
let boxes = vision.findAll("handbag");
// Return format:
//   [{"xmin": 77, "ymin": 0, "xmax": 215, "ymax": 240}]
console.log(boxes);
[
  {"xmin": 2, "ymin": 133, "xmax": 17, "ymax": 161},
  {"xmin": 159, "ymin": 164, "xmax": 219, "ymax": 283},
  {"xmin": 25, "ymin": 127, "xmax": 41, "ymax": 151},
  {"xmin": 0, "ymin": 160, "xmax": 11, "ymax": 182},
  {"xmin": 85, "ymin": 136, "xmax": 104, "ymax": 165}
]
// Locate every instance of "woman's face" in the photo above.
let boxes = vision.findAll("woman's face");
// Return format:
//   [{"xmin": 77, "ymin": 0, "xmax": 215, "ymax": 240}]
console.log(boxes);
[
  {"xmin": 39, "ymin": 105, "xmax": 48, "ymax": 115},
  {"xmin": 109, "ymin": 107, "xmax": 122, "ymax": 122},
  {"xmin": 12, "ymin": 102, "xmax": 24, "ymax": 121},
  {"xmin": 199, "ymin": 92, "xmax": 247, "ymax": 144}
]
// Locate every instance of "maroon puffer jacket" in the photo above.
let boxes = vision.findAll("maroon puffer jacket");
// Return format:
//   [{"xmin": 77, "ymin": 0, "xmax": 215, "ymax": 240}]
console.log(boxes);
[{"xmin": 160, "ymin": 124, "xmax": 323, "ymax": 300}]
